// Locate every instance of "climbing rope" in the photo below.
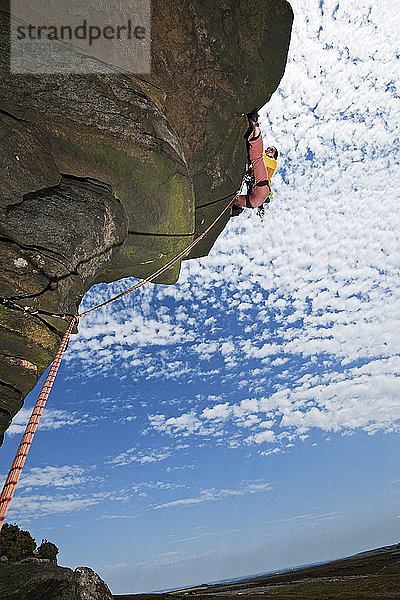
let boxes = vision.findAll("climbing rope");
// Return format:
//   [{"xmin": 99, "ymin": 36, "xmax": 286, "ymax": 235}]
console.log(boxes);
[
  {"xmin": 0, "ymin": 191, "xmax": 239, "ymax": 530},
  {"xmin": 0, "ymin": 316, "xmax": 77, "ymax": 528},
  {"xmin": 79, "ymin": 193, "xmax": 236, "ymax": 317}
]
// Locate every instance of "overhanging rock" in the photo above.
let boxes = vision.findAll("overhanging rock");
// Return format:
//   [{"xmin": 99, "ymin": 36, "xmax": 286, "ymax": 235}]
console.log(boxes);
[{"xmin": 0, "ymin": 1, "xmax": 293, "ymax": 444}]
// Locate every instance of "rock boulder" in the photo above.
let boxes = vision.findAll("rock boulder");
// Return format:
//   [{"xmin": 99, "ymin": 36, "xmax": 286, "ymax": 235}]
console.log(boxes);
[{"xmin": 0, "ymin": 562, "xmax": 113, "ymax": 600}]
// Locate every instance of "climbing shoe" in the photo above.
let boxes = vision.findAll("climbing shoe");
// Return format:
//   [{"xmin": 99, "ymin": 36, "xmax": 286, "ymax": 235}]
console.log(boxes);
[
  {"xmin": 231, "ymin": 204, "xmax": 244, "ymax": 217},
  {"xmin": 246, "ymin": 108, "xmax": 259, "ymax": 126}
]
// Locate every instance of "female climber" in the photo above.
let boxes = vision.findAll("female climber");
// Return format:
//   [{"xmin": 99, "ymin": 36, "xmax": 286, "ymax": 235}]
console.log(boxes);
[{"xmin": 231, "ymin": 109, "xmax": 278, "ymax": 217}]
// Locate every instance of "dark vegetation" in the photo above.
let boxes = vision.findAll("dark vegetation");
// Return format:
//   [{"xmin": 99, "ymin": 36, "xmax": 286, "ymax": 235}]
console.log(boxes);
[
  {"xmin": 36, "ymin": 539, "xmax": 59, "ymax": 562},
  {"xmin": 114, "ymin": 546, "xmax": 400, "ymax": 600},
  {"xmin": 0, "ymin": 523, "xmax": 59, "ymax": 563}
]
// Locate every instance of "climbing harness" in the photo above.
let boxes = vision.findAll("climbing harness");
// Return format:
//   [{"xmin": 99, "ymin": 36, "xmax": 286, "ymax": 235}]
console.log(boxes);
[{"xmin": 0, "ymin": 189, "xmax": 241, "ymax": 529}]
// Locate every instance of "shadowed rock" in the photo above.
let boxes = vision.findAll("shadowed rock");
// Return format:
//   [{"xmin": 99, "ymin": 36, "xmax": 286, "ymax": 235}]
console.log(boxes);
[{"xmin": 0, "ymin": 561, "xmax": 113, "ymax": 599}]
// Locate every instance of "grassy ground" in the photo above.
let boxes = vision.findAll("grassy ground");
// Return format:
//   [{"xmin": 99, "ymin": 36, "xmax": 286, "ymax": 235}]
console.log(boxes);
[{"xmin": 114, "ymin": 547, "xmax": 400, "ymax": 600}]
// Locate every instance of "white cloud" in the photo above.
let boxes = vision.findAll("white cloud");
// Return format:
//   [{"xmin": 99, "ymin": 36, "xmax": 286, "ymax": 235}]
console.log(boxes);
[
  {"xmin": 263, "ymin": 511, "xmax": 342, "ymax": 527},
  {"xmin": 166, "ymin": 464, "xmax": 196, "ymax": 473},
  {"xmin": 108, "ymin": 447, "xmax": 173, "ymax": 467},
  {"xmin": 7, "ymin": 490, "xmax": 125, "ymax": 520},
  {"xmin": 6, "ymin": 408, "xmax": 89, "ymax": 436},
  {"xmin": 245, "ymin": 430, "xmax": 276, "ymax": 445},
  {"xmin": 145, "ymin": 355, "xmax": 400, "ymax": 446},
  {"xmin": 17, "ymin": 465, "xmax": 88, "ymax": 489},
  {"xmin": 151, "ymin": 481, "xmax": 273, "ymax": 510},
  {"xmin": 131, "ymin": 481, "xmax": 187, "ymax": 494},
  {"xmin": 97, "ymin": 514, "xmax": 138, "ymax": 520},
  {"xmin": 148, "ymin": 412, "xmax": 219, "ymax": 438},
  {"xmin": 202, "ymin": 403, "xmax": 232, "ymax": 421}
]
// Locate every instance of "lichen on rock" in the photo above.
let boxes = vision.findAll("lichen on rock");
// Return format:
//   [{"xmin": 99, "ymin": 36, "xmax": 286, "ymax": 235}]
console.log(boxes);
[{"xmin": 74, "ymin": 567, "xmax": 113, "ymax": 600}]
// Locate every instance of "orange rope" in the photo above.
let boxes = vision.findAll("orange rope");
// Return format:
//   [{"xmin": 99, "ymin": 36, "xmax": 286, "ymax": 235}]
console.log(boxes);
[
  {"xmin": 0, "ymin": 317, "xmax": 78, "ymax": 529},
  {"xmin": 0, "ymin": 192, "xmax": 238, "ymax": 530}
]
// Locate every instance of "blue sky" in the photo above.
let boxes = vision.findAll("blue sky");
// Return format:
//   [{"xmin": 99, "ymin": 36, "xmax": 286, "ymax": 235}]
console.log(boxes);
[{"xmin": 1, "ymin": 0, "xmax": 400, "ymax": 594}]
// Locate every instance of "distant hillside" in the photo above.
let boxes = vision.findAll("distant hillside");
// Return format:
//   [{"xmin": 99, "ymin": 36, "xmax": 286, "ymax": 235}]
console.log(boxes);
[{"xmin": 114, "ymin": 545, "xmax": 400, "ymax": 600}]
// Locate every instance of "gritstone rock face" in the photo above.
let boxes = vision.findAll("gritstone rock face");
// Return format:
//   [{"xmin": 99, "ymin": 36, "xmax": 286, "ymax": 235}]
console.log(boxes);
[{"xmin": 0, "ymin": 1, "xmax": 293, "ymax": 444}]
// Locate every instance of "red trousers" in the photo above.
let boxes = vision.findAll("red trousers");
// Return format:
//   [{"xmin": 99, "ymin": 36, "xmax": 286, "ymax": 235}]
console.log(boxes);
[{"xmin": 235, "ymin": 132, "xmax": 271, "ymax": 208}]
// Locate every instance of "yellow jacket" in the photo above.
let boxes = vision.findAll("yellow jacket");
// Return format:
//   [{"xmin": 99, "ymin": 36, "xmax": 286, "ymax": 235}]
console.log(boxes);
[{"xmin": 263, "ymin": 152, "xmax": 277, "ymax": 181}]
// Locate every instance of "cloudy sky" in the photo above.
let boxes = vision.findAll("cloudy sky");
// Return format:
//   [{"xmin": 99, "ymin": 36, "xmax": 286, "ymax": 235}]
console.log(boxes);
[{"xmin": 2, "ymin": 0, "xmax": 400, "ymax": 594}]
